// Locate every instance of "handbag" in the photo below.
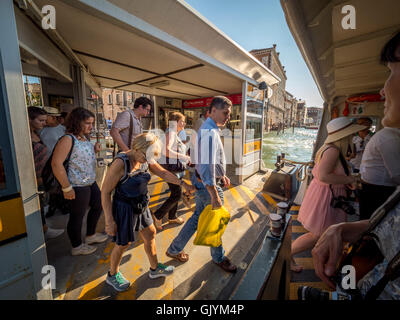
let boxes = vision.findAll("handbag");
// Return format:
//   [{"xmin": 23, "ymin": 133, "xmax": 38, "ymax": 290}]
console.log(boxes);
[
  {"xmin": 42, "ymin": 134, "xmax": 75, "ymax": 195},
  {"xmin": 329, "ymin": 149, "xmax": 356, "ymax": 214},
  {"xmin": 193, "ymin": 205, "xmax": 230, "ymax": 247}
]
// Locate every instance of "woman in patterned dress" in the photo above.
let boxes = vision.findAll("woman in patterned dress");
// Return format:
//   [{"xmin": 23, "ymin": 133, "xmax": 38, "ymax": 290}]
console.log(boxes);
[{"xmin": 52, "ymin": 107, "xmax": 107, "ymax": 256}]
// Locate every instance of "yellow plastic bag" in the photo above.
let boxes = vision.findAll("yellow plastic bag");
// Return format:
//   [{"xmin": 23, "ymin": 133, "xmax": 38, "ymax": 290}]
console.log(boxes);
[{"xmin": 193, "ymin": 205, "xmax": 230, "ymax": 247}]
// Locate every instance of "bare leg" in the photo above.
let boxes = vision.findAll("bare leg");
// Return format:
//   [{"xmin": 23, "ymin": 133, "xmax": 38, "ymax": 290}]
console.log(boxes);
[
  {"xmin": 139, "ymin": 224, "xmax": 158, "ymax": 270},
  {"xmin": 291, "ymin": 232, "xmax": 319, "ymax": 272},
  {"xmin": 110, "ymin": 243, "xmax": 130, "ymax": 275}
]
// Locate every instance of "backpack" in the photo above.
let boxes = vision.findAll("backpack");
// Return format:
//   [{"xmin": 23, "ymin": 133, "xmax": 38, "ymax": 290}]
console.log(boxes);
[{"xmin": 42, "ymin": 134, "xmax": 75, "ymax": 194}]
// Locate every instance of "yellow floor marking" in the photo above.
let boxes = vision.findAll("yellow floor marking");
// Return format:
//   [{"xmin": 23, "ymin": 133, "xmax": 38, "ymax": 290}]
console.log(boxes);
[
  {"xmin": 290, "ymin": 206, "xmax": 300, "ymax": 211},
  {"xmin": 292, "ymin": 226, "xmax": 307, "ymax": 233},
  {"xmin": 224, "ymin": 194, "xmax": 241, "ymax": 230},
  {"xmin": 291, "ymin": 214, "xmax": 298, "ymax": 221},
  {"xmin": 78, "ymin": 241, "xmax": 115, "ymax": 300},
  {"xmin": 149, "ymin": 180, "xmax": 165, "ymax": 209},
  {"xmin": 261, "ymin": 192, "xmax": 277, "ymax": 207},
  {"xmin": 228, "ymin": 186, "xmax": 255, "ymax": 224},
  {"xmin": 290, "ymin": 282, "xmax": 332, "ymax": 300},
  {"xmin": 239, "ymin": 185, "xmax": 270, "ymax": 216},
  {"xmin": 227, "ymin": 186, "xmax": 247, "ymax": 207}
]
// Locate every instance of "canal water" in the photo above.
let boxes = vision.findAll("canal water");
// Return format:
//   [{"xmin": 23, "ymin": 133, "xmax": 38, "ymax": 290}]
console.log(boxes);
[{"xmin": 262, "ymin": 127, "xmax": 318, "ymax": 169}]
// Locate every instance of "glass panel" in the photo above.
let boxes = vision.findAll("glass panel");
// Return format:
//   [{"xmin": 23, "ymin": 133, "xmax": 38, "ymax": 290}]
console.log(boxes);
[
  {"xmin": 246, "ymin": 100, "xmax": 263, "ymax": 116},
  {"xmin": 227, "ymin": 104, "xmax": 241, "ymax": 131},
  {"xmin": 0, "ymin": 149, "xmax": 6, "ymax": 190},
  {"xmin": 245, "ymin": 116, "xmax": 262, "ymax": 141}
]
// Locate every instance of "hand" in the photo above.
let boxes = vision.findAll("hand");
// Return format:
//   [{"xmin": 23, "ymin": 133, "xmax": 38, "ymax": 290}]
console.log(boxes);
[
  {"xmin": 94, "ymin": 142, "xmax": 101, "ymax": 153},
  {"xmin": 222, "ymin": 176, "xmax": 230, "ymax": 188},
  {"xmin": 346, "ymin": 183, "xmax": 357, "ymax": 191},
  {"xmin": 211, "ymin": 196, "xmax": 223, "ymax": 210},
  {"xmin": 183, "ymin": 181, "xmax": 195, "ymax": 194},
  {"xmin": 105, "ymin": 220, "xmax": 117, "ymax": 237},
  {"xmin": 63, "ymin": 189, "xmax": 75, "ymax": 200},
  {"xmin": 312, "ymin": 224, "xmax": 344, "ymax": 289}
]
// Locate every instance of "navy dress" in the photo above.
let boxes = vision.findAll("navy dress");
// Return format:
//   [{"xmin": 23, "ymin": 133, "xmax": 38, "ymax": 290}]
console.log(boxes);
[{"xmin": 112, "ymin": 154, "xmax": 153, "ymax": 246}]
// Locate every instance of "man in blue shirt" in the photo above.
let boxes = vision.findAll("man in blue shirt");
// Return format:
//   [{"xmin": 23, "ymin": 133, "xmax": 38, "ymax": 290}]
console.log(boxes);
[{"xmin": 166, "ymin": 96, "xmax": 237, "ymax": 273}]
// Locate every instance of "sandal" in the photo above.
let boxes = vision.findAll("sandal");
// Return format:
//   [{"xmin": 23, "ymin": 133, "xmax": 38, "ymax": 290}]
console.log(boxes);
[
  {"xmin": 166, "ymin": 250, "xmax": 189, "ymax": 262},
  {"xmin": 168, "ymin": 217, "xmax": 184, "ymax": 225},
  {"xmin": 151, "ymin": 213, "xmax": 163, "ymax": 231}
]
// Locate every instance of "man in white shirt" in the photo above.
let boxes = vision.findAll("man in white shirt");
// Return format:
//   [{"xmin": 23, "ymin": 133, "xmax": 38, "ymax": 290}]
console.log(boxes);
[
  {"xmin": 40, "ymin": 107, "xmax": 66, "ymax": 157},
  {"xmin": 350, "ymin": 117, "xmax": 373, "ymax": 173},
  {"xmin": 193, "ymin": 109, "xmax": 210, "ymax": 133}
]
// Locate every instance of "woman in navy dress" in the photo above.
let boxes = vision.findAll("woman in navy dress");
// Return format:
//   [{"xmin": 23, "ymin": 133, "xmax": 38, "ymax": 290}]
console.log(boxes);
[{"xmin": 101, "ymin": 133, "xmax": 194, "ymax": 292}]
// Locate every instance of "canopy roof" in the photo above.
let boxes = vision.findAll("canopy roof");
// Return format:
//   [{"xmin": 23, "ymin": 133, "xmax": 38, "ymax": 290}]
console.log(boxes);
[
  {"xmin": 22, "ymin": 0, "xmax": 280, "ymax": 99},
  {"xmin": 281, "ymin": 0, "xmax": 400, "ymax": 103}
]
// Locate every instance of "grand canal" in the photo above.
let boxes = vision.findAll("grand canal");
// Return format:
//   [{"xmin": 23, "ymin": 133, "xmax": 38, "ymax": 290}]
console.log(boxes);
[{"xmin": 262, "ymin": 127, "xmax": 318, "ymax": 169}]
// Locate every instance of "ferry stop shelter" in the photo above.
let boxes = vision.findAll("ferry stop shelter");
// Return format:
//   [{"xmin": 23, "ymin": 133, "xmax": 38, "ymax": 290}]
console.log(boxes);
[{"xmin": 0, "ymin": 0, "xmax": 293, "ymax": 300}]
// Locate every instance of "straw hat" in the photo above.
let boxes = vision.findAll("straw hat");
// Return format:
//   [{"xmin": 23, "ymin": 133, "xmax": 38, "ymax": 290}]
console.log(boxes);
[
  {"xmin": 43, "ymin": 106, "xmax": 61, "ymax": 116},
  {"xmin": 324, "ymin": 117, "xmax": 367, "ymax": 144}
]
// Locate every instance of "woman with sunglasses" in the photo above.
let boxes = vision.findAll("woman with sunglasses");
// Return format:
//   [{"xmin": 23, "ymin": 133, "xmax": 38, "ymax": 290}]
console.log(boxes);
[
  {"xmin": 152, "ymin": 112, "xmax": 191, "ymax": 231},
  {"xmin": 101, "ymin": 132, "xmax": 194, "ymax": 292}
]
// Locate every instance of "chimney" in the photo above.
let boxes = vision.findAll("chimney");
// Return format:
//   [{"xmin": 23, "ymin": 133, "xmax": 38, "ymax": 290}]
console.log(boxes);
[{"xmin": 273, "ymin": 44, "xmax": 277, "ymax": 49}]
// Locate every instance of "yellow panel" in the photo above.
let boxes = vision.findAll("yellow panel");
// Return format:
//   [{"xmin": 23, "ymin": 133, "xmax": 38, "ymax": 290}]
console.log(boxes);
[
  {"xmin": 244, "ymin": 140, "xmax": 261, "ymax": 155},
  {"xmin": 0, "ymin": 197, "xmax": 27, "ymax": 243}
]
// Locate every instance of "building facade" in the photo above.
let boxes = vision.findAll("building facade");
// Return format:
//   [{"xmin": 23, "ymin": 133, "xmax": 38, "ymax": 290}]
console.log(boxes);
[
  {"xmin": 305, "ymin": 106, "xmax": 323, "ymax": 126},
  {"xmin": 295, "ymin": 100, "xmax": 306, "ymax": 127},
  {"xmin": 250, "ymin": 44, "xmax": 287, "ymax": 131}
]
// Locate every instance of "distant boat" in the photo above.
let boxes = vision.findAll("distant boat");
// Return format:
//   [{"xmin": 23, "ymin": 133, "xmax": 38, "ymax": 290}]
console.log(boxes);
[{"xmin": 303, "ymin": 125, "xmax": 319, "ymax": 130}]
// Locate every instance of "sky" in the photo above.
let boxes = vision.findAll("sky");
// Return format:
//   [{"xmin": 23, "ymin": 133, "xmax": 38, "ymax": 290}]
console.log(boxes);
[{"xmin": 185, "ymin": 0, "xmax": 324, "ymax": 107}]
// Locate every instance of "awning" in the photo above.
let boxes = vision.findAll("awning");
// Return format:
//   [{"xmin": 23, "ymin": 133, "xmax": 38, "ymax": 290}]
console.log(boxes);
[
  {"xmin": 20, "ymin": 0, "xmax": 280, "ymax": 100},
  {"xmin": 280, "ymin": 0, "xmax": 400, "ymax": 102}
]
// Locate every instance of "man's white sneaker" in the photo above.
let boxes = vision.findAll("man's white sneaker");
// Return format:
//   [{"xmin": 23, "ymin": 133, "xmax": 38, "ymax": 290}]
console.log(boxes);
[
  {"xmin": 45, "ymin": 227, "xmax": 64, "ymax": 240},
  {"xmin": 85, "ymin": 233, "xmax": 108, "ymax": 244},
  {"xmin": 71, "ymin": 243, "xmax": 97, "ymax": 256}
]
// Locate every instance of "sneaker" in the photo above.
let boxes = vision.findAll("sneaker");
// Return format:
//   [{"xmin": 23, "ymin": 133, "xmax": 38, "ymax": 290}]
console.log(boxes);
[
  {"xmin": 45, "ymin": 227, "xmax": 64, "ymax": 240},
  {"xmin": 149, "ymin": 263, "xmax": 174, "ymax": 279},
  {"xmin": 71, "ymin": 243, "xmax": 97, "ymax": 256},
  {"xmin": 168, "ymin": 217, "xmax": 184, "ymax": 225},
  {"xmin": 106, "ymin": 271, "xmax": 130, "ymax": 292},
  {"xmin": 85, "ymin": 233, "xmax": 108, "ymax": 244}
]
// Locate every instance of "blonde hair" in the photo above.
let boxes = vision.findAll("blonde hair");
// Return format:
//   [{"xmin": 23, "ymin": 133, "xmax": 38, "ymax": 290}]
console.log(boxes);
[
  {"xmin": 168, "ymin": 112, "xmax": 185, "ymax": 125},
  {"xmin": 129, "ymin": 132, "xmax": 161, "ymax": 162},
  {"xmin": 315, "ymin": 135, "xmax": 353, "ymax": 164}
]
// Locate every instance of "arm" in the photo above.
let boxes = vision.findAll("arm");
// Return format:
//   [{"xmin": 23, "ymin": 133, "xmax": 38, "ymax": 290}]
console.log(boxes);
[
  {"xmin": 110, "ymin": 111, "xmax": 130, "ymax": 152},
  {"xmin": 101, "ymin": 159, "xmax": 124, "ymax": 236},
  {"xmin": 312, "ymin": 220, "xmax": 370, "ymax": 288},
  {"xmin": 164, "ymin": 131, "xmax": 190, "ymax": 162},
  {"xmin": 318, "ymin": 147, "xmax": 355, "ymax": 185},
  {"xmin": 51, "ymin": 136, "xmax": 75, "ymax": 200},
  {"xmin": 110, "ymin": 127, "xmax": 129, "ymax": 152},
  {"xmin": 149, "ymin": 162, "xmax": 194, "ymax": 193}
]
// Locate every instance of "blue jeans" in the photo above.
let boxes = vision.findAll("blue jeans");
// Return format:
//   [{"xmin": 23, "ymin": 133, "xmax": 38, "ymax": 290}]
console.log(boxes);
[{"xmin": 167, "ymin": 175, "xmax": 225, "ymax": 263}]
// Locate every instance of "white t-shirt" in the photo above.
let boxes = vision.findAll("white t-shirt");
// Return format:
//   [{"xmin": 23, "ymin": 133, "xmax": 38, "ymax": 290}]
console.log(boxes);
[
  {"xmin": 360, "ymin": 127, "xmax": 400, "ymax": 186},
  {"xmin": 40, "ymin": 125, "xmax": 66, "ymax": 157},
  {"xmin": 350, "ymin": 133, "xmax": 372, "ymax": 170}
]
